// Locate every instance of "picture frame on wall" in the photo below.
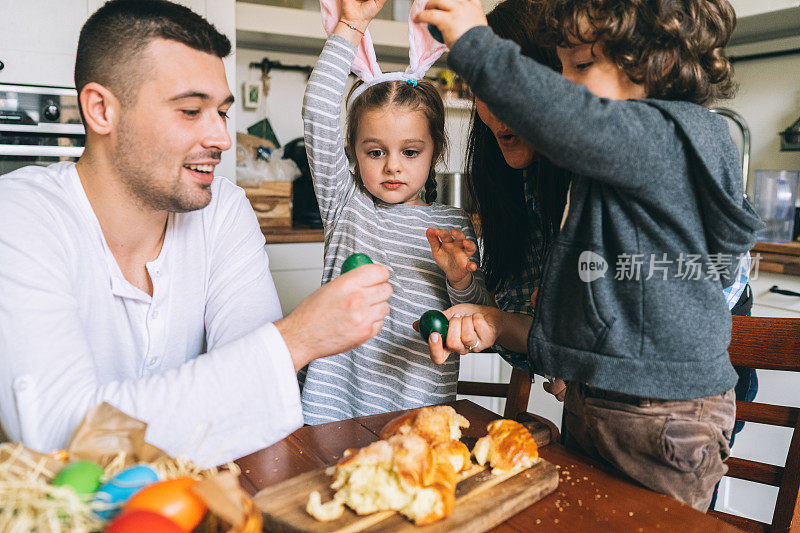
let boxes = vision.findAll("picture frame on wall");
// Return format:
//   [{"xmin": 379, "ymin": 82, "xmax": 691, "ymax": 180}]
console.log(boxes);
[{"xmin": 242, "ymin": 81, "xmax": 261, "ymax": 109}]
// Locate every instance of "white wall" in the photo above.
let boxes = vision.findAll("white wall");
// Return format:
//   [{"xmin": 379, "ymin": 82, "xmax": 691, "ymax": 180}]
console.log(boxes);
[{"xmin": 723, "ymin": 38, "xmax": 800, "ymax": 194}]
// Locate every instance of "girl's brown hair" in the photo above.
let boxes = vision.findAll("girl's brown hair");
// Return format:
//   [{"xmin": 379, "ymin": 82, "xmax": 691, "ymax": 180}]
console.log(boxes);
[
  {"xmin": 534, "ymin": 0, "xmax": 737, "ymax": 105},
  {"xmin": 346, "ymin": 79, "xmax": 447, "ymax": 202}
]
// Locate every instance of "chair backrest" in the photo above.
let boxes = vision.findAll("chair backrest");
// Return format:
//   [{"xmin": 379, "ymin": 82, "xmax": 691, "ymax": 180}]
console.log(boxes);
[
  {"xmin": 457, "ymin": 366, "xmax": 532, "ymax": 420},
  {"xmin": 708, "ymin": 316, "xmax": 800, "ymax": 533}
]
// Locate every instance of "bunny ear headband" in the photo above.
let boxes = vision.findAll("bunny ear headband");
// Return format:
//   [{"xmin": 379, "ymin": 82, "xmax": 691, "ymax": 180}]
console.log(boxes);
[{"xmin": 319, "ymin": 0, "xmax": 447, "ymax": 103}]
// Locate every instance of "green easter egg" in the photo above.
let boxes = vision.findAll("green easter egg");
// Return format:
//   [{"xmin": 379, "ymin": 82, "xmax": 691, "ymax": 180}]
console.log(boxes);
[
  {"xmin": 419, "ymin": 310, "xmax": 449, "ymax": 342},
  {"xmin": 341, "ymin": 253, "xmax": 373, "ymax": 274},
  {"xmin": 52, "ymin": 460, "xmax": 104, "ymax": 498}
]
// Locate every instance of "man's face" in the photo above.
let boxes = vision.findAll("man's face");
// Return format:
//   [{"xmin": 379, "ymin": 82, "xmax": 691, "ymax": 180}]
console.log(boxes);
[{"xmin": 112, "ymin": 39, "xmax": 233, "ymax": 213}]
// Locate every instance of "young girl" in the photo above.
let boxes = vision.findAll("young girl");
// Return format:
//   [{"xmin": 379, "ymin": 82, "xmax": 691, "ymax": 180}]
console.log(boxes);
[
  {"xmin": 299, "ymin": 0, "xmax": 490, "ymax": 424},
  {"xmin": 417, "ymin": 0, "xmax": 762, "ymax": 511}
]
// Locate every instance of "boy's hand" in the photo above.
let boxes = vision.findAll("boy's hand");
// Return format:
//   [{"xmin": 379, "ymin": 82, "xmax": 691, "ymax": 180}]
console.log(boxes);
[
  {"xmin": 543, "ymin": 378, "xmax": 566, "ymax": 402},
  {"xmin": 426, "ymin": 228, "xmax": 477, "ymax": 291},
  {"xmin": 414, "ymin": 0, "xmax": 487, "ymax": 49}
]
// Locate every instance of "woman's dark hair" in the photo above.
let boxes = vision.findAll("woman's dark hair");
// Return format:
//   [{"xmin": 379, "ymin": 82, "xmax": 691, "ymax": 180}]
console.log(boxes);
[
  {"xmin": 533, "ymin": 0, "xmax": 737, "ymax": 105},
  {"xmin": 346, "ymin": 80, "xmax": 447, "ymax": 203},
  {"xmin": 466, "ymin": 0, "xmax": 570, "ymax": 291},
  {"xmin": 75, "ymin": 0, "xmax": 231, "ymax": 114}
]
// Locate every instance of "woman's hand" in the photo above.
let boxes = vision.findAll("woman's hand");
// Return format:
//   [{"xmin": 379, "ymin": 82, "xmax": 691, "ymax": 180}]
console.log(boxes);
[
  {"xmin": 426, "ymin": 228, "xmax": 477, "ymax": 291},
  {"xmin": 414, "ymin": 0, "xmax": 487, "ymax": 49},
  {"xmin": 418, "ymin": 304, "xmax": 501, "ymax": 365},
  {"xmin": 335, "ymin": 0, "xmax": 388, "ymax": 44}
]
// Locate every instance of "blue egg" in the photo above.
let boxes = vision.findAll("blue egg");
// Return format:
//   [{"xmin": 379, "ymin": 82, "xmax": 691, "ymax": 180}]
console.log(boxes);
[{"xmin": 93, "ymin": 464, "xmax": 159, "ymax": 519}]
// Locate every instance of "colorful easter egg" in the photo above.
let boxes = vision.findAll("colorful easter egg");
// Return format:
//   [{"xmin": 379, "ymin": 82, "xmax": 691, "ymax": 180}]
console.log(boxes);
[
  {"xmin": 52, "ymin": 460, "xmax": 104, "ymax": 498},
  {"xmin": 124, "ymin": 477, "xmax": 207, "ymax": 530},
  {"xmin": 419, "ymin": 310, "xmax": 449, "ymax": 342},
  {"xmin": 94, "ymin": 464, "xmax": 160, "ymax": 519},
  {"xmin": 341, "ymin": 253, "xmax": 373, "ymax": 274},
  {"xmin": 104, "ymin": 510, "xmax": 187, "ymax": 532}
]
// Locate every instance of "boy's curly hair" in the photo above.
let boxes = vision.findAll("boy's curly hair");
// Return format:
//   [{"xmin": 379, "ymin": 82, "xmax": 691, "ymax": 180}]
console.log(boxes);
[{"xmin": 534, "ymin": 0, "xmax": 737, "ymax": 105}]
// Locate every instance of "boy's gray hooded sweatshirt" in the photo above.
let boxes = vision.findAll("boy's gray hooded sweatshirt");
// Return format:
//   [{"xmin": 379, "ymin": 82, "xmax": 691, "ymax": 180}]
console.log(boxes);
[{"xmin": 449, "ymin": 27, "xmax": 763, "ymax": 399}]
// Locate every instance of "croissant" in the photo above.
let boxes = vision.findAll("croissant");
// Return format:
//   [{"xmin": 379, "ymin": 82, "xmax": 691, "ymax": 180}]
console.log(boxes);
[
  {"xmin": 432, "ymin": 439, "xmax": 472, "ymax": 474},
  {"xmin": 472, "ymin": 419, "xmax": 539, "ymax": 473},
  {"xmin": 307, "ymin": 434, "xmax": 457, "ymax": 525},
  {"xmin": 380, "ymin": 405, "xmax": 469, "ymax": 445}
]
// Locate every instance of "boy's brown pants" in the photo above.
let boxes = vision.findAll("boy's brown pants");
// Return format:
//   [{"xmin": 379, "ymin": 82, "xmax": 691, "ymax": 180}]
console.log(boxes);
[{"xmin": 563, "ymin": 383, "xmax": 735, "ymax": 512}]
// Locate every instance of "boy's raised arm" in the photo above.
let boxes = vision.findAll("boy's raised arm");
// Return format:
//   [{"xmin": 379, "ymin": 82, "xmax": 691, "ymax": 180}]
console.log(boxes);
[{"xmin": 447, "ymin": 27, "xmax": 682, "ymax": 190}]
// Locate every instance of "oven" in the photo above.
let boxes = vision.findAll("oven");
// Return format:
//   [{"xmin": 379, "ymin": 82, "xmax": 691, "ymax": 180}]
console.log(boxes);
[{"xmin": 0, "ymin": 84, "xmax": 85, "ymax": 175}]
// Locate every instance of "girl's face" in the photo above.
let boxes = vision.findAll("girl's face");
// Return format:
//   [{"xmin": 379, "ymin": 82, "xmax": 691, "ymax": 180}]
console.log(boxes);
[
  {"xmin": 355, "ymin": 105, "xmax": 434, "ymax": 206},
  {"xmin": 557, "ymin": 42, "xmax": 647, "ymax": 100},
  {"xmin": 475, "ymin": 98, "xmax": 536, "ymax": 170}
]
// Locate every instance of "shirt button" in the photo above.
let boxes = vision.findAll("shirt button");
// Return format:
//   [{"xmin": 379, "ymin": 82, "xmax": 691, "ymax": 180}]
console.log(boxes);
[
  {"xmin": 153, "ymin": 269, "xmax": 161, "ymax": 278},
  {"xmin": 151, "ymin": 310, "xmax": 160, "ymax": 319},
  {"xmin": 148, "ymin": 358, "xmax": 159, "ymax": 367}
]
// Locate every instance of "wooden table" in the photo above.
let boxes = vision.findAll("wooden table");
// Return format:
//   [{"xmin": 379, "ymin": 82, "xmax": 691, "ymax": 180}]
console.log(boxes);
[{"xmin": 235, "ymin": 400, "xmax": 740, "ymax": 532}]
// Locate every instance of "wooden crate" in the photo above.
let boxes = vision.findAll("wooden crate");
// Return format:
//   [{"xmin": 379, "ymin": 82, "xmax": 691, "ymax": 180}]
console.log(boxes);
[{"xmin": 243, "ymin": 181, "xmax": 292, "ymax": 229}]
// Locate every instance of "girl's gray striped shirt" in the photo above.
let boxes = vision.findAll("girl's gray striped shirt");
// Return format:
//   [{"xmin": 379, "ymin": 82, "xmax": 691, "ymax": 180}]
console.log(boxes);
[{"xmin": 299, "ymin": 34, "xmax": 491, "ymax": 424}]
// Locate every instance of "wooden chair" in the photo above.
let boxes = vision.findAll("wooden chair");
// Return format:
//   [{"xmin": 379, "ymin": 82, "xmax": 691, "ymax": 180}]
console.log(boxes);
[
  {"xmin": 708, "ymin": 316, "xmax": 800, "ymax": 532},
  {"xmin": 458, "ymin": 366, "xmax": 560, "ymax": 442}
]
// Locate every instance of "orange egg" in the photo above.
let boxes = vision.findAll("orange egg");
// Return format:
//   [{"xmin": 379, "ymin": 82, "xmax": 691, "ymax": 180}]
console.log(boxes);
[
  {"xmin": 123, "ymin": 477, "xmax": 207, "ymax": 530},
  {"xmin": 105, "ymin": 510, "xmax": 187, "ymax": 533}
]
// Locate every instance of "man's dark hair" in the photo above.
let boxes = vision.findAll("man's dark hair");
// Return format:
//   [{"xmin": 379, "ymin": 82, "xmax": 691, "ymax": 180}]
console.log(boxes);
[{"xmin": 75, "ymin": 0, "xmax": 231, "ymax": 110}]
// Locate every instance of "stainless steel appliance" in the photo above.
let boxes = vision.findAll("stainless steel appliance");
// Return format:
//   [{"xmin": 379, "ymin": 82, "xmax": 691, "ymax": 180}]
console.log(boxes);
[
  {"xmin": 710, "ymin": 107, "xmax": 751, "ymax": 196},
  {"xmin": 0, "ymin": 84, "xmax": 85, "ymax": 175},
  {"xmin": 436, "ymin": 172, "xmax": 467, "ymax": 208}
]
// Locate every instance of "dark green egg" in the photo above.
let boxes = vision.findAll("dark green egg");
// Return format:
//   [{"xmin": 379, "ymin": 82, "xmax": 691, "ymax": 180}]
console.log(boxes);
[
  {"xmin": 419, "ymin": 310, "xmax": 449, "ymax": 342},
  {"xmin": 341, "ymin": 253, "xmax": 373, "ymax": 274}
]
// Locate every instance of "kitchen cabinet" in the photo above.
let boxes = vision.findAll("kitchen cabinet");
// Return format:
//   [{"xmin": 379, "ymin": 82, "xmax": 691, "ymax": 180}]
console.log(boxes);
[
  {"xmin": 729, "ymin": 0, "xmax": 800, "ymax": 45},
  {"xmin": 0, "ymin": 0, "xmax": 88, "ymax": 87},
  {"xmin": 235, "ymin": 0, "xmax": 498, "ymax": 60},
  {"xmin": 237, "ymin": 1, "xmax": 411, "ymax": 61},
  {"xmin": 265, "ymin": 242, "xmax": 324, "ymax": 316}
]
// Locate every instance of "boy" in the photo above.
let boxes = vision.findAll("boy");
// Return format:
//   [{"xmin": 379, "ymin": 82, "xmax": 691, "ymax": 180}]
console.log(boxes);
[{"xmin": 418, "ymin": 0, "xmax": 762, "ymax": 510}]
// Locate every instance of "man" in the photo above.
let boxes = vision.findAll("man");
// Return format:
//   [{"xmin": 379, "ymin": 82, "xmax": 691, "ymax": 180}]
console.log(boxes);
[{"xmin": 0, "ymin": 0, "xmax": 391, "ymax": 464}]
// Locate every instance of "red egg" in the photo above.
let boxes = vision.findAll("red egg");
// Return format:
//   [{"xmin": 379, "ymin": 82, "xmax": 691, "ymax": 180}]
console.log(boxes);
[
  {"xmin": 123, "ymin": 477, "xmax": 207, "ymax": 530},
  {"xmin": 105, "ymin": 510, "xmax": 187, "ymax": 532}
]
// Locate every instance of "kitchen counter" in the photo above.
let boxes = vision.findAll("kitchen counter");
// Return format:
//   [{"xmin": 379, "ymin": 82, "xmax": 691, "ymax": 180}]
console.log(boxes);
[
  {"xmin": 752, "ymin": 240, "xmax": 800, "ymax": 276},
  {"xmin": 260, "ymin": 225, "xmax": 324, "ymax": 244}
]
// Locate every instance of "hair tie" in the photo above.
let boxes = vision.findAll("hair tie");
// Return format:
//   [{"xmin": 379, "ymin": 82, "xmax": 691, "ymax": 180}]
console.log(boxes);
[{"xmin": 406, "ymin": 79, "xmax": 419, "ymax": 87}]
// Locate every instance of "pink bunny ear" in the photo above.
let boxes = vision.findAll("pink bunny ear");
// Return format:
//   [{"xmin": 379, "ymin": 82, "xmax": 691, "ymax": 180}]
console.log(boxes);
[
  {"xmin": 319, "ymin": 0, "xmax": 382, "ymax": 82},
  {"xmin": 407, "ymin": 0, "xmax": 447, "ymax": 78}
]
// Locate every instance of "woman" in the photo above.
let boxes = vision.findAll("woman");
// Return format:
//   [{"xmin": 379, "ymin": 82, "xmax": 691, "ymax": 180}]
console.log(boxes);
[{"xmin": 430, "ymin": 0, "xmax": 570, "ymax": 395}]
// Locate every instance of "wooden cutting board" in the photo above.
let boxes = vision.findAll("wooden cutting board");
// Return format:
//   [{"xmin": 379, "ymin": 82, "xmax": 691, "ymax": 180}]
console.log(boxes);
[{"xmin": 255, "ymin": 457, "xmax": 558, "ymax": 532}]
